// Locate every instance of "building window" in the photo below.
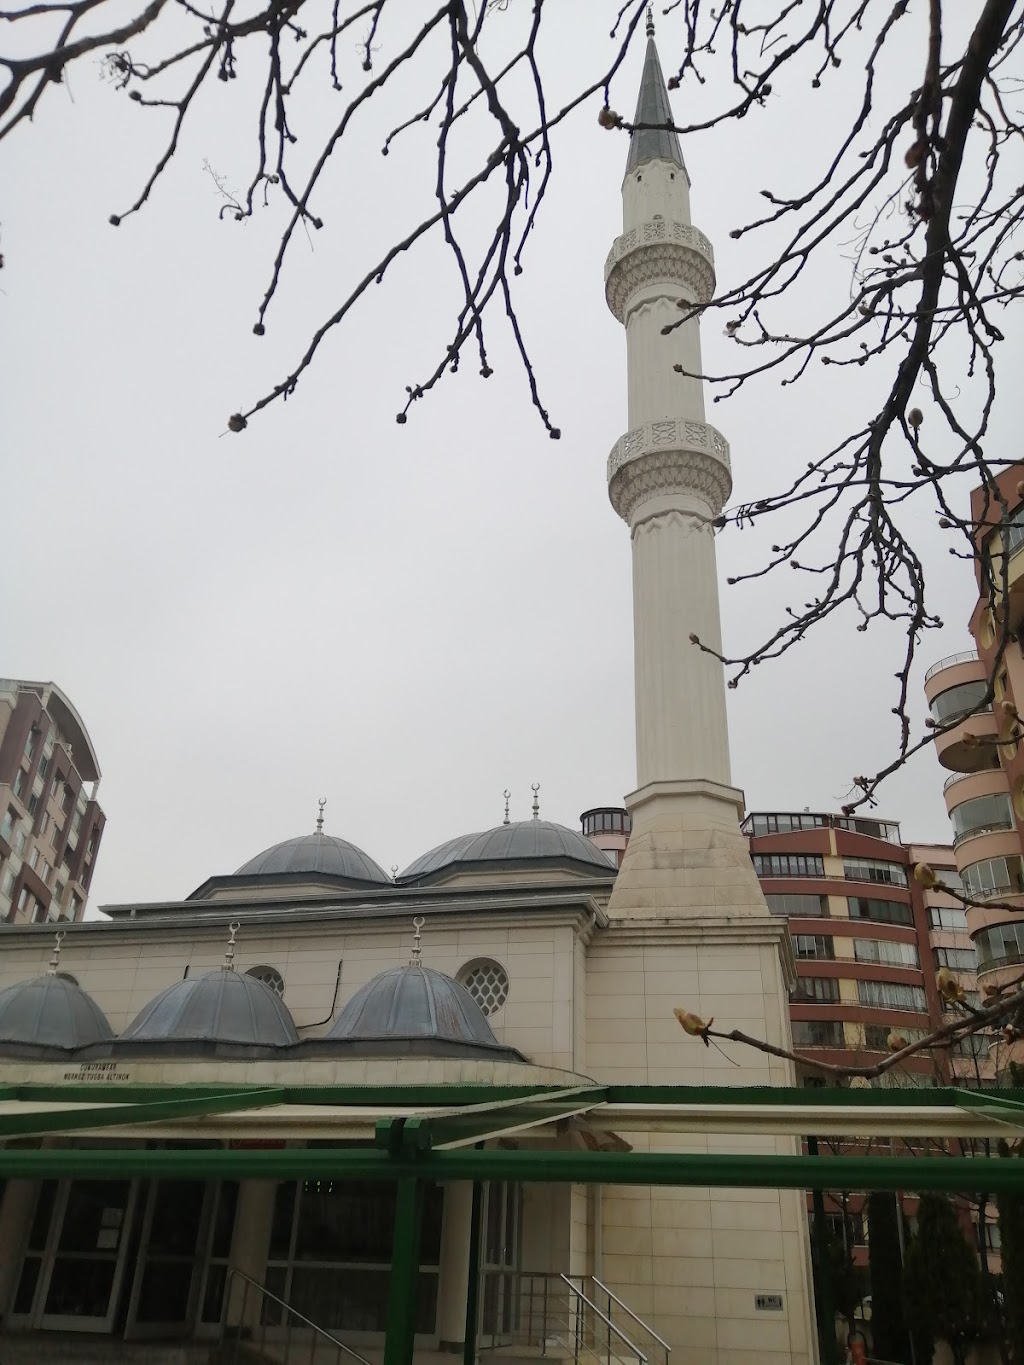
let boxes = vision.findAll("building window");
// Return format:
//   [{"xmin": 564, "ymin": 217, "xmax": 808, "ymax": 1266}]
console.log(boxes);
[
  {"xmin": 864, "ymin": 1024, "xmax": 931, "ymax": 1050},
  {"xmin": 16, "ymin": 887, "xmax": 29, "ymax": 912},
  {"xmin": 793, "ymin": 934, "xmax": 834, "ymax": 961},
  {"xmin": 246, "ymin": 965, "xmax": 285, "ymax": 997},
  {"xmin": 29, "ymin": 847, "xmax": 40, "ymax": 871},
  {"xmin": 826, "ymin": 1212, "xmax": 866, "ymax": 1246},
  {"xmin": 791, "ymin": 1020, "xmax": 845, "ymax": 1048},
  {"xmin": 1, "ymin": 869, "xmax": 15, "ymax": 898},
  {"xmin": 843, "ymin": 857, "xmax": 908, "ymax": 887},
  {"xmin": 962, "ymin": 855, "xmax": 1024, "ymax": 900},
  {"xmin": 952, "ymin": 1034, "xmax": 989, "ymax": 1059},
  {"xmin": 49, "ymin": 825, "xmax": 60, "ymax": 849},
  {"xmin": 31, "ymin": 901, "xmax": 47, "ymax": 924},
  {"xmin": 54, "ymin": 879, "xmax": 65, "ymax": 904},
  {"xmin": 13, "ymin": 828, "xmax": 26, "ymax": 854},
  {"xmin": 834, "ymin": 817, "xmax": 901, "ymax": 843},
  {"xmin": 929, "ymin": 906, "xmax": 968, "ymax": 931},
  {"xmin": 70, "ymin": 894, "xmax": 82, "ymax": 918},
  {"xmin": 266, "ymin": 1179, "xmax": 444, "ymax": 1334},
  {"xmin": 848, "ymin": 897, "xmax": 914, "ymax": 927},
  {"xmin": 933, "ymin": 867, "xmax": 965, "ymax": 893},
  {"xmin": 764, "ymin": 893, "xmax": 829, "ymax": 918},
  {"xmin": 853, "ymin": 939, "xmax": 920, "ymax": 968},
  {"xmin": 951, "ymin": 793, "xmax": 1014, "ymax": 844},
  {"xmin": 929, "ymin": 679, "xmax": 990, "ymax": 725},
  {"xmin": 0, "ymin": 808, "xmax": 14, "ymax": 843},
  {"xmin": 935, "ymin": 946, "xmax": 977, "ymax": 972},
  {"xmin": 13, "ymin": 769, "xmax": 26, "ymax": 798},
  {"xmin": 457, "ymin": 959, "xmax": 510, "ymax": 1016},
  {"xmin": 24, "ymin": 728, "xmax": 40, "ymax": 760},
  {"xmin": 745, "ymin": 813, "xmax": 828, "ymax": 836},
  {"xmin": 791, "ymin": 976, "xmax": 841, "ymax": 1003},
  {"xmin": 753, "ymin": 854, "xmax": 825, "ymax": 879},
  {"xmin": 975, "ymin": 921, "xmax": 1024, "ymax": 971},
  {"xmin": 857, "ymin": 980, "xmax": 928, "ymax": 1012}
]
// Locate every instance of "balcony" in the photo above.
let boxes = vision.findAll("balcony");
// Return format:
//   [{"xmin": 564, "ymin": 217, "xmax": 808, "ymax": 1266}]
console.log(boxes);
[
  {"xmin": 925, "ymin": 651, "xmax": 979, "ymax": 684},
  {"xmin": 943, "ymin": 767, "xmax": 1010, "ymax": 815},
  {"xmin": 932, "ymin": 707, "xmax": 1000, "ymax": 773}
]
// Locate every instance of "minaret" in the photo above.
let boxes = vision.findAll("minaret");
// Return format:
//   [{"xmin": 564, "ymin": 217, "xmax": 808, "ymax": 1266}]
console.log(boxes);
[
  {"xmin": 605, "ymin": 24, "xmax": 762, "ymax": 918},
  {"xmin": 592, "ymin": 33, "xmax": 818, "ymax": 1363}
]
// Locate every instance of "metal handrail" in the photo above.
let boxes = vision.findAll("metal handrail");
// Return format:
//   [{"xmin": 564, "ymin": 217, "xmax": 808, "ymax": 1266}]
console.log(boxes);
[
  {"xmin": 559, "ymin": 1274, "xmax": 647, "ymax": 1363},
  {"xmin": 924, "ymin": 651, "xmax": 980, "ymax": 683},
  {"xmin": 223, "ymin": 1266, "xmax": 372, "ymax": 1365},
  {"xmin": 589, "ymin": 1276, "xmax": 672, "ymax": 1355},
  {"xmin": 952, "ymin": 820, "xmax": 1015, "ymax": 848}
]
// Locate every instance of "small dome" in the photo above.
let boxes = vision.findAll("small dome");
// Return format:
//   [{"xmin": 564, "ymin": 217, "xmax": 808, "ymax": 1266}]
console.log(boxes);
[
  {"xmin": 324, "ymin": 964, "xmax": 522, "ymax": 1060},
  {"xmin": 401, "ymin": 819, "xmax": 616, "ymax": 881},
  {"xmin": 234, "ymin": 832, "xmax": 390, "ymax": 885},
  {"xmin": 117, "ymin": 969, "xmax": 299, "ymax": 1052},
  {"xmin": 0, "ymin": 974, "xmax": 113, "ymax": 1054}
]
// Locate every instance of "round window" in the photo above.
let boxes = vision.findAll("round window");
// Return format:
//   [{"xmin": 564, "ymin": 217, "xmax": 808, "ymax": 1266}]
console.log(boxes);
[
  {"xmin": 458, "ymin": 959, "xmax": 509, "ymax": 1017},
  {"xmin": 246, "ymin": 965, "xmax": 285, "ymax": 997}
]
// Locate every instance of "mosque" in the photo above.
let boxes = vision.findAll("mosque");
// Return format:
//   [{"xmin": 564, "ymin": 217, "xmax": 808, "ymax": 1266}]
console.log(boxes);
[{"xmin": 0, "ymin": 26, "xmax": 820, "ymax": 1365}]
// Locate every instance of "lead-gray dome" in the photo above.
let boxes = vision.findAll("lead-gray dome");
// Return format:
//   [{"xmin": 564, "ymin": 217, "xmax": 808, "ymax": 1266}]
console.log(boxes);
[
  {"xmin": 235, "ymin": 832, "xmax": 389, "ymax": 885},
  {"xmin": 323, "ymin": 964, "xmax": 523, "ymax": 1060},
  {"xmin": 401, "ymin": 819, "xmax": 616, "ymax": 881},
  {"xmin": 116, "ymin": 969, "xmax": 299, "ymax": 1053},
  {"xmin": 0, "ymin": 974, "xmax": 113, "ymax": 1055}
]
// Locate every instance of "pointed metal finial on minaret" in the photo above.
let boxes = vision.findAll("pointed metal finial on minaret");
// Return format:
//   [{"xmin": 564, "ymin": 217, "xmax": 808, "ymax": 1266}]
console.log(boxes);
[
  {"xmin": 531, "ymin": 783, "xmax": 540, "ymax": 820},
  {"xmin": 645, "ymin": 4, "xmax": 655, "ymax": 37},
  {"xmin": 410, "ymin": 915, "xmax": 425, "ymax": 965},
  {"xmin": 316, "ymin": 797, "xmax": 326, "ymax": 834},
  {"xmin": 223, "ymin": 921, "xmax": 240, "ymax": 971},
  {"xmin": 503, "ymin": 789, "xmax": 511, "ymax": 825},
  {"xmin": 47, "ymin": 929, "xmax": 66, "ymax": 976}
]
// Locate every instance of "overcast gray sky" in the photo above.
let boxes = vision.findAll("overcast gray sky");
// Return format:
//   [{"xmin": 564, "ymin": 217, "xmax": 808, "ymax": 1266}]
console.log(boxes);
[{"xmin": 4, "ymin": 1, "xmax": 1018, "ymax": 911}]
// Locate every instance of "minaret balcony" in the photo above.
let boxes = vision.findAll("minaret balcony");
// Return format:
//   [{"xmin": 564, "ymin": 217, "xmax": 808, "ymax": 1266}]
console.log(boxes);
[
  {"xmin": 607, "ymin": 418, "xmax": 731, "ymax": 524},
  {"xmin": 605, "ymin": 218, "xmax": 716, "ymax": 320}
]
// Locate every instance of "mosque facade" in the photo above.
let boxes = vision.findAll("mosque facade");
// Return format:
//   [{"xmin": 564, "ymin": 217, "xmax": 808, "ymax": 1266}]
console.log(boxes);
[{"xmin": 0, "ymin": 28, "xmax": 817, "ymax": 1365}]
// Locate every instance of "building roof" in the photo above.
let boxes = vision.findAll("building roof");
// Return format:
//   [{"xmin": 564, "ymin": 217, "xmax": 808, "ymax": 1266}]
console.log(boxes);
[
  {"xmin": 324, "ymin": 963, "xmax": 524, "ymax": 1060},
  {"xmin": 400, "ymin": 820, "xmax": 616, "ymax": 881},
  {"xmin": 117, "ymin": 968, "xmax": 299, "ymax": 1051},
  {"xmin": 0, "ymin": 974, "xmax": 114, "ymax": 1054},
  {"xmin": 234, "ymin": 832, "xmax": 390, "ymax": 885},
  {"xmin": 0, "ymin": 678, "xmax": 102, "ymax": 783},
  {"xmin": 625, "ymin": 36, "xmax": 686, "ymax": 176}
]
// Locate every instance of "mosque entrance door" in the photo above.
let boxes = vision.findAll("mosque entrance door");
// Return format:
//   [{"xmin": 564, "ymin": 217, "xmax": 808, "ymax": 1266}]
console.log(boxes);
[
  {"xmin": 123, "ymin": 1178, "xmax": 212, "ymax": 1339},
  {"xmin": 480, "ymin": 1181, "xmax": 521, "ymax": 1344},
  {"xmin": 27, "ymin": 1178, "xmax": 141, "ymax": 1333}
]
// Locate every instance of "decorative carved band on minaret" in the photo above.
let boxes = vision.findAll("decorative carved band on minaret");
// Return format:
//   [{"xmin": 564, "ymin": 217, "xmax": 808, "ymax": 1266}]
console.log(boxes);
[
  {"xmin": 605, "ymin": 219, "xmax": 716, "ymax": 319},
  {"xmin": 607, "ymin": 419, "xmax": 732, "ymax": 523}
]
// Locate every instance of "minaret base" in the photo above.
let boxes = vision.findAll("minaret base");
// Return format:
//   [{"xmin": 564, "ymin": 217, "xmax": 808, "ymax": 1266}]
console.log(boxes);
[{"xmin": 608, "ymin": 780, "xmax": 789, "ymax": 933}]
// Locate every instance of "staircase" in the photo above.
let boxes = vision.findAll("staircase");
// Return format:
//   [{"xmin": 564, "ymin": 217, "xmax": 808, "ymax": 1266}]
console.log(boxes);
[{"xmin": 477, "ymin": 1271, "xmax": 669, "ymax": 1365}]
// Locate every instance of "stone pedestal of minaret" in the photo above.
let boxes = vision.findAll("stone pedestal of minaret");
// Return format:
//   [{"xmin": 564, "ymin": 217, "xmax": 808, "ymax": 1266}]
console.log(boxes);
[{"xmin": 587, "ymin": 31, "xmax": 818, "ymax": 1365}]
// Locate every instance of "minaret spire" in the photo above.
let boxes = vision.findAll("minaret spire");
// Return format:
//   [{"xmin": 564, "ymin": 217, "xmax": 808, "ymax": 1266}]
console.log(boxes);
[{"xmin": 626, "ymin": 25, "xmax": 685, "ymax": 178}]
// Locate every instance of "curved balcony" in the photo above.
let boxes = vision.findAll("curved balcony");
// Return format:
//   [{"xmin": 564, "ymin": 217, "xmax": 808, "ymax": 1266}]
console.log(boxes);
[
  {"xmin": 925, "ymin": 651, "xmax": 980, "ymax": 685},
  {"xmin": 932, "ymin": 707, "xmax": 999, "ymax": 773},
  {"xmin": 943, "ymin": 766, "xmax": 1010, "ymax": 815},
  {"xmin": 953, "ymin": 828, "xmax": 1020, "ymax": 870},
  {"xmin": 966, "ymin": 901, "xmax": 1024, "ymax": 935}
]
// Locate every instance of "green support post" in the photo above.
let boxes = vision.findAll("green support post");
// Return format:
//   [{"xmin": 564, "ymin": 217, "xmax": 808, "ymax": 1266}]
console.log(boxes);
[
  {"xmin": 384, "ymin": 1177, "xmax": 424, "ymax": 1365},
  {"xmin": 807, "ymin": 1137, "xmax": 838, "ymax": 1365},
  {"xmin": 463, "ymin": 1178, "xmax": 484, "ymax": 1365}
]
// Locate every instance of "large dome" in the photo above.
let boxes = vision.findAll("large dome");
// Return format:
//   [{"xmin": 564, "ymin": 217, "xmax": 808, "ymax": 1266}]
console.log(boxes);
[
  {"xmin": 401, "ymin": 819, "xmax": 616, "ymax": 882},
  {"xmin": 0, "ymin": 974, "xmax": 113, "ymax": 1055},
  {"xmin": 235, "ymin": 832, "xmax": 390, "ymax": 885},
  {"xmin": 116, "ymin": 969, "xmax": 299, "ymax": 1053},
  {"xmin": 322, "ymin": 964, "xmax": 524, "ymax": 1060}
]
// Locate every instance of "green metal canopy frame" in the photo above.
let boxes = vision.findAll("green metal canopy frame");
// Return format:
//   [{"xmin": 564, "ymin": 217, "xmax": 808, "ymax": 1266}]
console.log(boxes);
[{"xmin": 2, "ymin": 1080, "xmax": 1023, "ymax": 1365}]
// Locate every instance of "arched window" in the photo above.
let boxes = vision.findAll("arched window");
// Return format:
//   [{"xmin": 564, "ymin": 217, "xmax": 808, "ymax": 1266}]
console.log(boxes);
[
  {"xmin": 246, "ymin": 965, "xmax": 285, "ymax": 997},
  {"xmin": 457, "ymin": 959, "xmax": 509, "ymax": 1017}
]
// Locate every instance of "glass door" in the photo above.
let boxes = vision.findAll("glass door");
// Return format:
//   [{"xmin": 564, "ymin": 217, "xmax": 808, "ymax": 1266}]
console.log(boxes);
[
  {"xmin": 124, "ymin": 1179, "xmax": 211, "ymax": 1338},
  {"xmin": 38, "ymin": 1178, "xmax": 139, "ymax": 1332},
  {"xmin": 480, "ymin": 1181, "xmax": 521, "ymax": 1343}
]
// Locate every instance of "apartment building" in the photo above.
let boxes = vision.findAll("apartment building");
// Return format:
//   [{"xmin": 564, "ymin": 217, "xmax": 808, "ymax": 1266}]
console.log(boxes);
[{"xmin": 0, "ymin": 679, "xmax": 105, "ymax": 924}]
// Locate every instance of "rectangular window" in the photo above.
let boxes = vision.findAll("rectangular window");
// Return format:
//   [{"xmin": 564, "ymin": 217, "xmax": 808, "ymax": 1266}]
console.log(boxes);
[
  {"xmin": 13, "ymin": 769, "xmax": 25, "ymax": 798},
  {"xmin": 746, "ymin": 813, "xmax": 827, "ymax": 836},
  {"xmin": 29, "ymin": 848, "xmax": 40, "ymax": 870},
  {"xmin": 929, "ymin": 906, "xmax": 968, "ymax": 931},
  {"xmin": 935, "ymin": 946, "xmax": 977, "ymax": 971},
  {"xmin": 49, "ymin": 825, "xmax": 60, "ymax": 849},
  {"xmin": 0, "ymin": 808, "xmax": 15, "ymax": 843},
  {"xmin": 41, "ymin": 861, "xmax": 52, "ymax": 884},
  {"xmin": 864, "ymin": 1024, "xmax": 931, "ymax": 1049},
  {"xmin": 848, "ymin": 897, "xmax": 914, "ymax": 927},
  {"xmin": 857, "ymin": 980, "xmax": 928, "ymax": 1012},
  {"xmin": 1, "ymin": 868, "xmax": 15, "ymax": 898},
  {"xmin": 753, "ymin": 854, "xmax": 825, "ymax": 879},
  {"xmin": 853, "ymin": 938, "xmax": 920, "ymax": 968},
  {"xmin": 70, "ymin": 894, "xmax": 82, "ymax": 918},
  {"xmin": 793, "ymin": 934, "xmax": 835, "ymax": 961},
  {"xmin": 764, "ymin": 893, "xmax": 829, "ymax": 918},
  {"xmin": 962, "ymin": 855, "xmax": 1024, "ymax": 899},
  {"xmin": 13, "ymin": 829, "xmax": 26, "ymax": 854},
  {"xmin": 952, "ymin": 1034, "xmax": 989, "ymax": 1059},
  {"xmin": 54, "ymin": 879, "xmax": 65, "ymax": 904},
  {"xmin": 31, "ymin": 901, "xmax": 47, "ymax": 924},
  {"xmin": 16, "ymin": 888, "xmax": 28, "ymax": 911},
  {"xmin": 791, "ymin": 976, "xmax": 841, "ymax": 1003},
  {"xmin": 826, "ymin": 1212, "xmax": 866, "ymax": 1246},
  {"xmin": 975, "ymin": 921, "xmax": 1024, "ymax": 969},
  {"xmin": 933, "ymin": 868, "xmax": 965, "ymax": 893},
  {"xmin": 27, "ymin": 794, "xmax": 39, "ymax": 816},
  {"xmin": 791, "ymin": 1020, "xmax": 845, "ymax": 1048},
  {"xmin": 843, "ymin": 857, "xmax": 908, "ymax": 887}
]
